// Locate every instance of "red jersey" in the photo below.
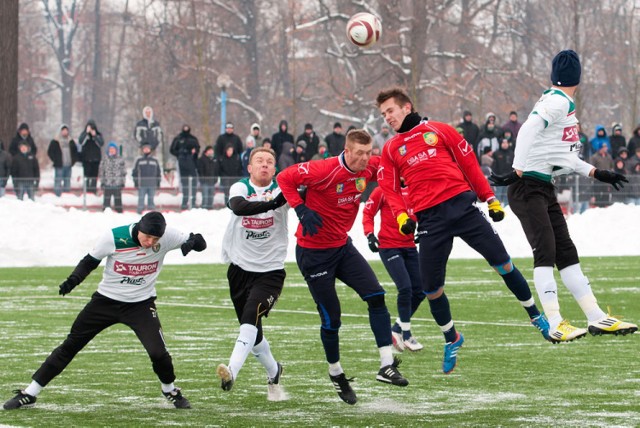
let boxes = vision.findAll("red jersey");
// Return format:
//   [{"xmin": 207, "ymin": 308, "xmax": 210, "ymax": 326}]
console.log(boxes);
[
  {"xmin": 378, "ymin": 119, "xmax": 494, "ymax": 217},
  {"xmin": 277, "ymin": 154, "xmax": 380, "ymax": 249},
  {"xmin": 362, "ymin": 186, "xmax": 415, "ymax": 249}
]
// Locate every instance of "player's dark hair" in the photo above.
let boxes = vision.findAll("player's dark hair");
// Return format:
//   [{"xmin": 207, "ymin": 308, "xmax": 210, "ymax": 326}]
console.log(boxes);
[
  {"xmin": 249, "ymin": 146, "xmax": 276, "ymax": 164},
  {"xmin": 376, "ymin": 87, "xmax": 415, "ymax": 112},
  {"xmin": 345, "ymin": 129, "xmax": 372, "ymax": 148}
]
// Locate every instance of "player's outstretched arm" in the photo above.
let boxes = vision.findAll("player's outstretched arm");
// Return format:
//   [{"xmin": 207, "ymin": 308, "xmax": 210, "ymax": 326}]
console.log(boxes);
[
  {"xmin": 228, "ymin": 192, "xmax": 286, "ymax": 216},
  {"xmin": 59, "ymin": 254, "xmax": 101, "ymax": 296},
  {"xmin": 181, "ymin": 233, "xmax": 207, "ymax": 256}
]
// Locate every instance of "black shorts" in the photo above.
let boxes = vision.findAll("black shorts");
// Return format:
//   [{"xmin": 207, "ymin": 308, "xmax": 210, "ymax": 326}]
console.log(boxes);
[
  {"xmin": 508, "ymin": 177, "xmax": 579, "ymax": 269},
  {"xmin": 416, "ymin": 191, "xmax": 511, "ymax": 293},
  {"xmin": 227, "ymin": 263, "xmax": 285, "ymax": 326}
]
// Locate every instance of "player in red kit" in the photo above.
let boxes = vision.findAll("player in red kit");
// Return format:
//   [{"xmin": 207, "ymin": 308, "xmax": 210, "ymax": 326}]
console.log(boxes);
[
  {"xmin": 375, "ymin": 87, "xmax": 550, "ymax": 375},
  {"xmin": 277, "ymin": 129, "xmax": 408, "ymax": 405},
  {"xmin": 362, "ymin": 184, "xmax": 426, "ymax": 352}
]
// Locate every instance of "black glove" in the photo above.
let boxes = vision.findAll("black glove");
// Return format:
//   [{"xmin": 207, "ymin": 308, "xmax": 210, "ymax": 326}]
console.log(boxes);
[
  {"xmin": 367, "ymin": 233, "xmax": 379, "ymax": 252},
  {"xmin": 294, "ymin": 204, "xmax": 323, "ymax": 236},
  {"xmin": 594, "ymin": 169, "xmax": 628, "ymax": 191},
  {"xmin": 181, "ymin": 233, "xmax": 207, "ymax": 256},
  {"xmin": 489, "ymin": 171, "xmax": 520, "ymax": 186},
  {"xmin": 271, "ymin": 192, "xmax": 286, "ymax": 210},
  {"xmin": 59, "ymin": 275, "xmax": 79, "ymax": 296}
]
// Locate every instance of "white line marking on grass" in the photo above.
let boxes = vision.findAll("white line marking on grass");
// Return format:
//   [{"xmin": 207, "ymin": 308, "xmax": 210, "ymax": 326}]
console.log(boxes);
[{"xmin": 0, "ymin": 296, "xmax": 548, "ymax": 329}]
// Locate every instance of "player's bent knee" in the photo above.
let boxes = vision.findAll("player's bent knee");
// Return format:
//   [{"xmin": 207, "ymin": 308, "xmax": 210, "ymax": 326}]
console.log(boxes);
[
  {"xmin": 426, "ymin": 287, "xmax": 444, "ymax": 300},
  {"xmin": 365, "ymin": 293, "xmax": 386, "ymax": 309},
  {"xmin": 492, "ymin": 259, "xmax": 514, "ymax": 275}
]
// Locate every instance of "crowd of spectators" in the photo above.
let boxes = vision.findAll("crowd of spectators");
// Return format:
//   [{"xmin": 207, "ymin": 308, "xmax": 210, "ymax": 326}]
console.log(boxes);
[{"xmin": 1, "ymin": 107, "xmax": 639, "ymax": 212}]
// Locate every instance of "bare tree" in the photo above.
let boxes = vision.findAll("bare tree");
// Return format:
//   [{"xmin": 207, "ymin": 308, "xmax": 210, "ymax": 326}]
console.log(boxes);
[{"xmin": 0, "ymin": 0, "xmax": 19, "ymax": 145}]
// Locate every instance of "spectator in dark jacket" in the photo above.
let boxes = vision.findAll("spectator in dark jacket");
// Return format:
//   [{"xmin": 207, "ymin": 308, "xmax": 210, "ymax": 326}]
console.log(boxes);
[
  {"xmin": 100, "ymin": 142, "xmax": 126, "ymax": 213},
  {"xmin": 170, "ymin": 125, "xmax": 200, "ymax": 210},
  {"xmin": 11, "ymin": 141, "xmax": 39, "ymax": 201},
  {"xmin": 197, "ymin": 146, "xmax": 216, "ymax": 209},
  {"xmin": 457, "ymin": 110, "xmax": 480, "ymax": 153},
  {"xmin": 9, "ymin": 123, "xmax": 37, "ymax": 157},
  {"xmin": 294, "ymin": 140, "xmax": 308, "ymax": 163},
  {"xmin": 217, "ymin": 143, "xmax": 242, "ymax": 203},
  {"xmin": 78, "ymin": 119, "xmax": 104, "ymax": 194},
  {"xmin": 609, "ymin": 123, "xmax": 627, "ymax": 156},
  {"xmin": 476, "ymin": 120, "xmax": 501, "ymax": 159},
  {"xmin": 325, "ymin": 122, "xmax": 345, "ymax": 156},
  {"xmin": 0, "ymin": 142, "xmax": 11, "ymax": 198},
  {"xmin": 278, "ymin": 141, "xmax": 296, "ymax": 171},
  {"xmin": 215, "ymin": 122, "xmax": 243, "ymax": 159},
  {"xmin": 271, "ymin": 119, "xmax": 293, "ymax": 161},
  {"xmin": 296, "ymin": 123, "xmax": 320, "ymax": 160},
  {"xmin": 132, "ymin": 143, "xmax": 161, "ymax": 213},
  {"xmin": 240, "ymin": 135, "xmax": 255, "ymax": 177},
  {"xmin": 501, "ymin": 111, "xmax": 522, "ymax": 140},
  {"xmin": 628, "ymin": 125, "xmax": 640, "ymax": 154},
  {"xmin": 47, "ymin": 124, "xmax": 78, "ymax": 196},
  {"xmin": 491, "ymin": 139, "xmax": 515, "ymax": 206}
]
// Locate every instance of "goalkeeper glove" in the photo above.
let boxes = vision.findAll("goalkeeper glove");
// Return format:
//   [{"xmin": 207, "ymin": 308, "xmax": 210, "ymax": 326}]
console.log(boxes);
[
  {"xmin": 489, "ymin": 171, "xmax": 519, "ymax": 186},
  {"xmin": 593, "ymin": 169, "xmax": 628, "ymax": 191},
  {"xmin": 181, "ymin": 233, "xmax": 207, "ymax": 256},
  {"xmin": 487, "ymin": 198, "xmax": 505, "ymax": 222},
  {"xmin": 294, "ymin": 204, "xmax": 323, "ymax": 236},
  {"xmin": 396, "ymin": 212, "xmax": 416, "ymax": 235},
  {"xmin": 366, "ymin": 233, "xmax": 379, "ymax": 253},
  {"xmin": 59, "ymin": 275, "xmax": 80, "ymax": 296}
]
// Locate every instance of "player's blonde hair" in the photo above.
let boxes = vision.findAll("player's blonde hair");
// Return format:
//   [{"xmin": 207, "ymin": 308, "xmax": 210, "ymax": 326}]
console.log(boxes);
[
  {"xmin": 249, "ymin": 147, "xmax": 276, "ymax": 164},
  {"xmin": 345, "ymin": 129, "xmax": 372, "ymax": 149}
]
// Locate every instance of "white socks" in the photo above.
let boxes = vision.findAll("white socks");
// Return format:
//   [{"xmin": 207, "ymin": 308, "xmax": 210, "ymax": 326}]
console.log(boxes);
[
  {"xmin": 161, "ymin": 382, "xmax": 175, "ymax": 393},
  {"xmin": 533, "ymin": 266, "xmax": 562, "ymax": 329},
  {"xmin": 228, "ymin": 324, "xmax": 258, "ymax": 380},
  {"xmin": 329, "ymin": 362, "xmax": 343, "ymax": 377},
  {"xmin": 24, "ymin": 381, "xmax": 43, "ymax": 397},
  {"xmin": 251, "ymin": 337, "xmax": 278, "ymax": 379},
  {"xmin": 379, "ymin": 345, "xmax": 393, "ymax": 368},
  {"xmin": 559, "ymin": 263, "xmax": 606, "ymax": 322}
]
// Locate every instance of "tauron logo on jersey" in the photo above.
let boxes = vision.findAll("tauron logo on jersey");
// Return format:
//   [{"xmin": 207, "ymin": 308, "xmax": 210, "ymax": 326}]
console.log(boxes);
[
  {"xmin": 355, "ymin": 178, "xmax": 366, "ymax": 192},
  {"xmin": 242, "ymin": 217, "xmax": 274, "ymax": 229},
  {"xmin": 114, "ymin": 261, "xmax": 158, "ymax": 276},
  {"xmin": 423, "ymin": 132, "xmax": 438, "ymax": 146},
  {"xmin": 562, "ymin": 126, "xmax": 579, "ymax": 142},
  {"xmin": 457, "ymin": 140, "xmax": 473, "ymax": 156},
  {"xmin": 336, "ymin": 183, "xmax": 344, "ymax": 194},
  {"xmin": 398, "ymin": 145, "xmax": 407, "ymax": 156}
]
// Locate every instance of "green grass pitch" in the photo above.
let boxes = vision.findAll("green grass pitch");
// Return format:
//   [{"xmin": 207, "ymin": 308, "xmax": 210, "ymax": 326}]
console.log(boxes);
[{"xmin": 0, "ymin": 257, "xmax": 638, "ymax": 427}]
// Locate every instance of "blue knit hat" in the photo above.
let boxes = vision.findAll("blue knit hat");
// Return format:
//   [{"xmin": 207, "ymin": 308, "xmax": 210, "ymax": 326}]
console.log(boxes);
[{"xmin": 550, "ymin": 50, "xmax": 581, "ymax": 87}]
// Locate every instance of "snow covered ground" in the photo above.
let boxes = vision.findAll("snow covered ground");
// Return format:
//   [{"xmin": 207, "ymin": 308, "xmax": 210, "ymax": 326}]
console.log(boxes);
[{"xmin": 1, "ymin": 193, "xmax": 639, "ymax": 268}]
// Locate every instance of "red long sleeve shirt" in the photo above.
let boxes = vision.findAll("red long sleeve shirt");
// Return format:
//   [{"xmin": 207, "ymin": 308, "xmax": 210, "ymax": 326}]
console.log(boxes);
[
  {"xmin": 362, "ymin": 186, "xmax": 415, "ymax": 249},
  {"xmin": 277, "ymin": 154, "xmax": 380, "ymax": 249},
  {"xmin": 378, "ymin": 119, "xmax": 494, "ymax": 217}
]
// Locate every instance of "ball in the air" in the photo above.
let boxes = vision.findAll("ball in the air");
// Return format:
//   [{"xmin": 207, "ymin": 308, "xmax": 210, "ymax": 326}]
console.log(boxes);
[{"xmin": 346, "ymin": 12, "xmax": 381, "ymax": 48}]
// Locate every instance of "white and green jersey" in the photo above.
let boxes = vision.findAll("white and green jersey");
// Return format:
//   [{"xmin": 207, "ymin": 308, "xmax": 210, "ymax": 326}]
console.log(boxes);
[
  {"xmin": 513, "ymin": 88, "xmax": 593, "ymax": 181},
  {"xmin": 222, "ymin": 178, "xmax": 288, "ymax": 272},
  {"xmin": 89, "ymin": 224, "xmax": 187, "ymax": 302}
]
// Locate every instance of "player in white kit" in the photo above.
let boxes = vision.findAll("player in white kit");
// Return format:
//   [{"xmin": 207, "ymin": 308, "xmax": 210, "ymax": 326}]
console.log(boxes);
[
  {"xmin": 490, "ymin": 50, "xmax": 637, "ymax": 342},
  {"xmin": 3, "ymin": 212, "xmax": 206, "ymax": 410},
  {"xmin": 215, "ymin": 147, "xmax": 289, "ymax": 401}
]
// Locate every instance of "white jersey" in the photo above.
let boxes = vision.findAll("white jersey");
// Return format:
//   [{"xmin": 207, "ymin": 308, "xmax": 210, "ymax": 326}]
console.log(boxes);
[
  {"xmin": 513, "ymin": 88, "xmax": 593, "ymax": 181},
  {"xmin": 89, "ymin": 224, "xmax": 187, "ymax": 302},
  {"xmin": 221, "ymin": 178, "xmax": 288, "ymax": 272}
]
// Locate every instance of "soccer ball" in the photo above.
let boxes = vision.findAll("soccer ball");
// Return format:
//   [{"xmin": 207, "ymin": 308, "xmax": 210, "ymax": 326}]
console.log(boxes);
[{"xmin": 346, "ymin": 12, "xmax": 381, "ymax": 48}]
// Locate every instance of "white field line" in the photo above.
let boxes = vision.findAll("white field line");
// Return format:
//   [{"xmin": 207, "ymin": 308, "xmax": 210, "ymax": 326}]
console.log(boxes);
[{"xmin": 0, "ymin": 295, "xmax": 538, "ymax": 329}]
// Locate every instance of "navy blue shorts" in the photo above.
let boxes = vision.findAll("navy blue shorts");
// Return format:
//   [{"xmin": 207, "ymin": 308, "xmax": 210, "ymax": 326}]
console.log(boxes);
[
  {"xmin": 416, "ymin": 191, "xmax": 511, "ymax": 293},
  {"xmin": 296, "ymin": 238, "xmax": 385, "ymax": 330}
]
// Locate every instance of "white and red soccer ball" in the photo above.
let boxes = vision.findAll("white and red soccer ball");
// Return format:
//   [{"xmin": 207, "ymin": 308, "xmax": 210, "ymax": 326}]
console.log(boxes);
[{"xmin": 346, "ymin": 12, "xmax": 381, "ymax": 48}]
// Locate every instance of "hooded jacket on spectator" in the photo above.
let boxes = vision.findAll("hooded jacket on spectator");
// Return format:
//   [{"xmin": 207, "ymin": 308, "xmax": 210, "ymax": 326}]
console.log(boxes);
[
  {"xmin": 271, "ymin": 120, "xmax": 294, "ymax": 160},
  {"xmin": 170, "ymin": 127, "xmax": 200, "ymax": 176},
  {"xmin": 78, "ymin": 119, "xmax": 105, "ymax": 163},
  {"xmin": 9, "ymin": 123, "xmax": 37, "ymax": 157},
  {"xmin": 589, "ymin": 125, "xmax": 610, "ymax": 154},
  {"xmin": 47, "ymin": 125, "xmax": 79, "ymax": 168},
  {"xmin": 11, "ymin": 141, "xmax": 40, "ymax": 186}
]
